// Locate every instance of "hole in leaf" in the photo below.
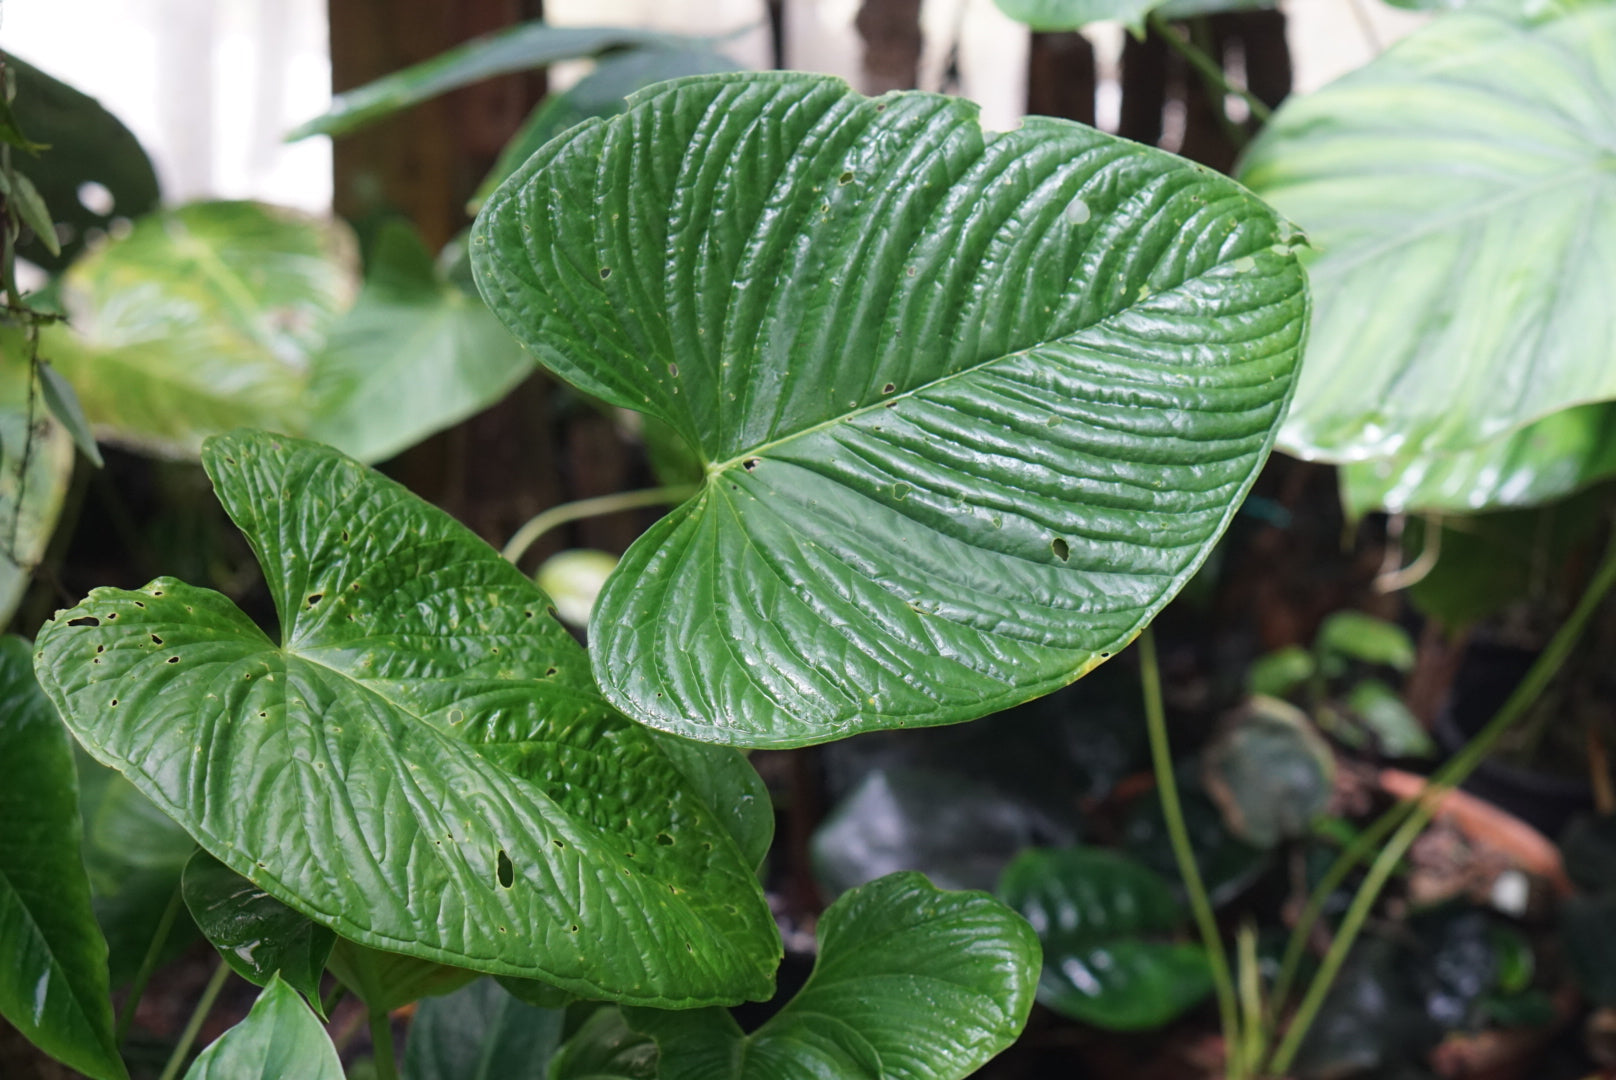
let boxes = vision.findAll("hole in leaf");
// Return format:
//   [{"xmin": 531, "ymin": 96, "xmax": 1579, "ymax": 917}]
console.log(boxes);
[
  {"xmin": 68, "ymin": 616, "xmax": 99, "ymax": 627},
  {"xmin": 743, "ymin": 458, "xmax": 759, "ymax": 471},
  {"xmin": 341, "ymin": 530, "xmax": 350, "ymax": 542},
  {"xmin": 167, "ymin": 656, "xmax": 179, "ymax": 664},
  {"xmin": 545, "ymin": 666, "xmax": 557, "ymax": 676},
  {"xmin": 105, "ymin": 612, "xmax": 118, "ymax": 620},
  {"xmin": 132, "ymin": 601, "xmax": 145, "ymax": 609},
  {"xmin": 109, "ymin": 699, "xmax": 118, "ymax": 707},
  {"xmin": 655, "ymin": 833, "xmax": 674, "ymax": 846},
  {"xmin": 569, "ymin": 924, "xmax": 579, "ymax": 933},
  {"xmin": 96, "ymin": 644, "xmax": 105, "ymax": 653},
  {"xmin": 1051, "ymin": 537, "xmax": 1070, "ymax": 561},
  {"xmin": 552, "ymin": 839, "xmax": 565, "ymax": 850},
  {"xmin": 893, "ymin": 483, "xmax": 910, "ymax": 500},
  {"xmin": 599, "ymin": 267, "xmax": 611, "ymax": 279},
  {"xmin": 150, "ymin": 635, "xmax": 162, "ymax": 645},
  {"xmin": 496, "ymin": 849, "xmax": 514, "ymax": 888},
  {"xmin": 667, "ymin": 362, "xmax": 679, "ymax": 377},
  {"xmin": 307, "ymin": 593, "xmax": 323, "ymax": 606},
  {"xmin": 839, "ymin": 171, "xmax": 854, "ymax": 185},
  {"xmin": 882, "ymin": 383, "xmax": 896, "ymax": 394}
]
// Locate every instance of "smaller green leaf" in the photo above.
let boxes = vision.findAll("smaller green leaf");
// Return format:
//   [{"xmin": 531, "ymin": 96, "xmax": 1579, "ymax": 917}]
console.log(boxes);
[
  {"xmin": 550, "ymin": 1007, "xmax": 658, "ymax": 1080},
  {"xmin": 998, "ymin": 846, "xmax": 1212, "ymax": 1030},
  {"xmin": 0, "ymin": 636, "xmax": 126, "ymax": 1080},
  {"xmin": 0, "ymin": 93, "xmax": 47, "ymax": 154},
  {"xmin": 1316, "ymin": 611, "xmax": 1415, "ymax": 672},
  {"xmin": 402, "ymin": 977, "xmax": 563, "ymax": 1080},
  {"xmin": 1203, "ymin": 698, "xmax": 1334, "ymax": 849},
  {"xmin": 181, "ymin": 852, "xmax": 335, "ymax": 1013},
  {"xmin": 993, "ymin": 0, "xmax": 1159, "ymax": 30},
  {"xmin": 628, "ymin": 872, "xmax": 1039, "ymax": 1080},
  {"xmin": 183, "ymin": 975, "xmax": 343, "ymax": 1080},
  {"xmin": 1247, "ymin": 645, "xmax": 1316, "ymax": 698},
  {"xmin": 7, "ymin": 170, "xmax": 59, "ymax": 255},
  {"xmin": 327, "ymin": 939, "xmax": 477, "ymax": 1014},
  {"xmin": 290, "ymin": 25, "xmax": 688, "ymax": 139},
  {"xmin": 535, "ymin": 550, "xmax": 618, "ymax": 629},
  {"xmin": 37, "ymin": 360, "xmax": 103, "ymax": 468},
  {"xmin": 0, "ymin": 331, "xmax": 75, "ymax": 629},
  {"xmin": 1344, "ymin": 679, "xmax": 1434, "ymax": 759}
]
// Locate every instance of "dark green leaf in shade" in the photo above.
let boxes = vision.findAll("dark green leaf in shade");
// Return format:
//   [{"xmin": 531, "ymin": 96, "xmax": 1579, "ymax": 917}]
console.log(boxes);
[
  {"xmin": 1202, "ymin": 698, "xmax": 1334, "ymax": 849},
  {"xmin": 1563, "ymin": 893, "xmax": 1616, "ymax": 1006},
  {"xmin": 327, "ymin": 939, "xmax": 475, "ymax": 1014},
  {"xmin": 1314, "ymin": 611, "xmax": 1414, "ymax": 672},
  {"xmin": 627, "ymin": 872, "xmax": 1039, "ymax": 1080},
  {"xmin": 550, "ymin": 1007, "xmax": 658, "ymax": 1080},
  {"xmin": 306, "ymin": 221, "xmax": 534, "ymax": 463},
  {"xmin": 473, "ymin": 72, "xmax": 1308, "ymax": 749},
  {"xmin": 6, "ymin": 55, "xmax": 160, "ymax": 272},
  {"xmin": 1291, "ymin": 939, "xmax": 1441, "ymax": 1079},
  {"xmin": 290, "ymin": 25, "xmax": 690, "ymax": 139},
  {"xmin": 1122, "ymin": 778, "xmax": 1268, "ymax": 907},
  {"xmin": 494, "ymin": 975, "xmax": 574, "ymax": 1010},
  {"xmin": 1245, "ymin": 644, "xmax": 1314, "ymax": 698},
  {"xmin": 1241, "ymin": 0, "xmax": 1616, "ymax": 467},
  {"xmin": 181, "ymin": 852, "xmax": 335, "ymax": 1012},
  {"xmin": 37, "ymin": 359, "xmax": 103, "ymax": 467},
  {"xmin": 472, "ymin": 48, "xmax": 742, "ymax": 211},
  {"xmin": 34, "ymin": 431, "xmax": 779, "ymax": 1006},
  {"xmin": 997, "ymin": 846, "xmax": 1212, "ymax": 1030},
  {"xmin": 40, "ymin": 202, "xmax": 358, "ymax": 458},
  {"xmin": 401, "ymin": 977, "xmax": 563, "ymax": 1080},
  {"xmin": 1560, "ymin": 814, "xmax": 1616, "ymax": 895},
  {"xmin": 182, "ymin": 975, "xmax": 343, "ymax": 1080},
  {"xmin": 0, "ymin": 636, "xmax": 126, "ymax": 1080}
]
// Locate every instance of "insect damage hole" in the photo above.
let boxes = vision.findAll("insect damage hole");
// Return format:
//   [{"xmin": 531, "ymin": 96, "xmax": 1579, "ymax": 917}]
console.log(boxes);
[
  {"xmin": 67, "ymin": 616, "xmax": 99, "ymax": 627},
  {"xmin": 496, "ymin": 849, "xmax": 514, "ymax": 889},
  {"xmin": 307, "ymin": 593, "xmax": 324, "ymax": 606},
  {"xmin": 1051, "ymin": 537, "xmax": 1070, "ymax": 562}
]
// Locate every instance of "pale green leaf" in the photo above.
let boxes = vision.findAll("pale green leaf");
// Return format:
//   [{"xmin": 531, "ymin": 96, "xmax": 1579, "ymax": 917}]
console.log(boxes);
[
  {"xmin": 34, "ymin": 430, "xmax": 780, "ymax": 1006},
  {"xmin": 0, "ymin": 636, "xmax": 126, "ymax": 1080},
  {"xmin": 473, "ymin": 72, "xmax": 1308, "ymax": 748},
  {"xmin": 993, "ymin": 0, "xmax": 1159, "ymax": 30},
  {"xmin": 9, "ymin": 171, "xmax": 60, "ymax": 256},
  {"xmin": 402, "ymin": 978, "xmax": 563, "ymax": 1080},
  {"xmin": 1241, "ymin": 0, "xmax": 1616, "ymax": 465},
  {"xmin": 0, "ymin": 334, "xmax": 74, "ymax": 629},
  {"xmin": 998, "ymin": 846, "xmax": 1212, "ymax": 1030},
  {"xmin": 628, "ymin": 871, "xmax": 1039, "ymax": 1080},
  {"xmin": 183, "ymin": 975, "xmax": 343, "ymax": 1080}
]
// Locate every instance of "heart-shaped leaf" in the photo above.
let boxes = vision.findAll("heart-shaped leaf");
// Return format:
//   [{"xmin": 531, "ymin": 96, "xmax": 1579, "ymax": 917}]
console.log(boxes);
[
  {"xmin": 182, "ymin": 975, "xmax": 343, "ymax": 1080},
  {"xmin": 0, "ymin": 636, "xmax": 126, "ymax": 1080},
  {"xmin": 473, "ymin": 72, "xmax": 1308, "ymax": 748},
  {"xmin": 627, "ymin": 871, "xmax": 1039, "ymax": 1080},
  {"xmin": 181, "ymin": 852, "xmax": 334, "ymax": 1011},
  {"xmin": 998, "ymin": 846, "xmax": 1212, "ymax": 1030},
  {"xmin": 35, "ymin": 430, "xmax": 779, "ymax": 1006},
  {"xmin": 402, "ymin": 977, "xmax": 563, "ymax": 1080},
  {"xmin": 1240, "ymin": 0, "xmax": 1616, "ymax": 465}
]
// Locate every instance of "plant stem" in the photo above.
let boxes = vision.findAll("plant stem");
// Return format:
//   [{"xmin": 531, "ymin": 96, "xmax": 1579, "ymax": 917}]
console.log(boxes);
[
  {"xmin": 1147, "ymin": 12, "xmax": 1273, "ymax": 125},
  {"xmin": 1267, "ymin": 532, "xmax": 1616, "ymax": 1076},
  {"xmin": 117, "ymin": 879, "xmax": 186, "ymax": 1043},
  {"xmin": 155, "ymin": 959, "xmax": 231, "ymax": 1080},
  {"xmin": 369, "ymin": 1008, "xmax": 399, "ymax": 1080},
  {"xmin": 1237, "ymin": 920, "xmax": 1264, "ymax": 1072},
  {"xmin": 501, "ymin": 484, "xmax": 699, "ymax": 567},
  {"xmin": 1139, "ymin": 628, "xmax": 1246, "ymax": 1080},
  {"xmin": 320, "ymin": 982, "xmax": 347, "ymax": 1019}
]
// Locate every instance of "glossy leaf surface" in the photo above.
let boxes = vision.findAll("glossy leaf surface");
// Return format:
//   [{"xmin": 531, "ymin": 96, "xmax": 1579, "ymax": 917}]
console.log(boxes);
[
  {"xmin": 182, "ymin": 852, "xmax": 334, "ymax": 1009},
  {"xmin": 628, "ymin": 872, "xmax": 1039, "ymax": 1080},
  {"xmin": 1341, "ymin": 402, "xmax": 1616, "ymax": 516},
  {"xmin": 306, "ymin": 222, "xmax": 533, "ymax": 463},
  {"xmin": 183, "ymin": 976, "xmax": 342, "ymax": 1080},
  {"xmin": 35, "ymin": 431, "xmax": 779, "ymax": 1006},
  {"xmin": 0, "ymin": 636, "xmax": 125, "ymax": 1080},
  {"xmin": 291, "ymin": 25, "xmax": 686, "ymax": 139},
  {"xmin": 42, "ymin": 202, "xmax": 357, "ymax": 457},
  {"xmin": 402, "ymin": 977, "xmax": 563, "ymax": 1080},
  {"xmin": 474, "ymin": 72, "xmax": 1308, "ymax": 748},
  {"xmin": 8, "ymin": 54, "xmax": 160, "ymax": 272},
  {"xmin": 1241, "ymin": 0, "xmax": 1616, "ymax": 464},
  {"xmin": 998, "ymin": 846, "xmax": 1212, "ymax": 1030}
]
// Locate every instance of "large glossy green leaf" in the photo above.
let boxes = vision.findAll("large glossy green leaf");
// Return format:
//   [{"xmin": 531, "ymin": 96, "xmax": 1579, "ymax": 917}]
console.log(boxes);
[
  {"xmin": 473, "ymin": 72, "xmax": 1308, "ymax": 749},
  {"xmin": 181, "ymin": 852, "xmax": 334, "ymax": 1009},
  {"xmin": 41, "ymin": 202, "xmax": 358, "ymax": 457},
  {"xmin": 34, "ymin": 431, "xmax": 779, "ymax": 1006},
  {"xmin": 627, "ymin": 872, "xmax": 1039, "ymax": 1080},
  {"xmin": 0, "ymin": 337, "xmax": 75, "ymax": 629},
  {"xmin": 290, "ymin": 25, "xmax": 689, "ymax": 139},
  {"xmin": 306, "ymin": 222, "xmax": 534, "ymax": 463},
  {"xmin": 1240, "ymin": 0, "xmax": 1616, "ymax": 466},
  {"xmin": 183, "ymin": 975, "xmax": 342, "ymax": 1080},
  {"xmin": 402, "ymin": 978, "xmax": 563, "ymax": 1080},
  {"xmin": 0, "ymin": 636, "xmax": 126, "ymax": 1080},
  {"xmin": 1341, "ymin": 402, "xmax": 1616, "ymax": 516},
  {"xmin": 8, "ymin": 55, "xmax": 160, "ymax": 273},
  {"xmin": 998, "ymin": 846, "xmax": 1212, "ymax": 1030}
]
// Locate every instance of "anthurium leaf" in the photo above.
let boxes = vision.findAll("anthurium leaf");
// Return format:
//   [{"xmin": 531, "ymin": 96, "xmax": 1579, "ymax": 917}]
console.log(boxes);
[
  {"xmin": 183, "ymin": 975, "xmax": 343, "ymax": 1080},
  {"xmin": 401, "ymin": 977, "xmax": 563, "ymax": 1080},
  {"xmin": 1240, "ymin": 0, "xmax": 1616, "ymax": 465},
  {"xmin": 1203, "ymin": 698, "xmax": 1334, "ymax": 849},
  {"xmin": 627, "ymin": 871, "xmax": 1039, "ymax": 1080},
  {"xmin": 551, "ymin": 1007, "xmax": 658, "ymax": 1080},
  {"xmin": 34, "ymin": 430, "xmax": 780, "ymax": 1006},
  {"xmin": 0, "ymin": 636, "xmax": 126, "ymax": 1080},
  {"xmin": 306, "ymin": 221, "xmax": 534, "ymax": 463},
  {"xmin": 181, "ymin": 852, "xmax": 334, "ymax": 1012},
  {"xmin": 998, "ymin": 846, "xmax": 1212, "ymax": 1030},
  {"xmin": 473, "ymin": 72, "xmax": 1308, "ymax": 749},
  {"xmin": 1342, "ymin": 402, "xmax": 1616, "ymax": 516},
  {"xmin": 40, "ymin": 201, "xmax": 358, "ymax": 458},
  {"xmin": 0, "ymin": 334, "xmax": 75, "ymax": 629},
  {"xmin": 6, "ymin": 54, "xmax": 159, "ymax": 273},
  {"xmin": 290, "ymin": 25, "xmax": 689, "ymax": 139},
  {"xmin": 472, "ymin": 48, "xmax": 742, "ymax": 212}
]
